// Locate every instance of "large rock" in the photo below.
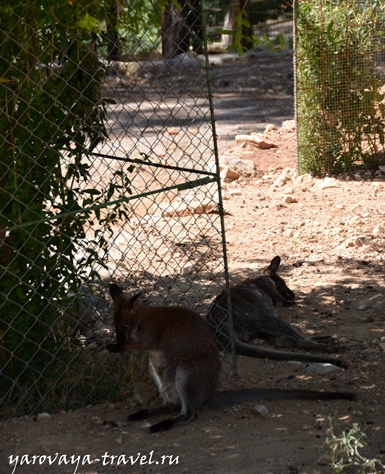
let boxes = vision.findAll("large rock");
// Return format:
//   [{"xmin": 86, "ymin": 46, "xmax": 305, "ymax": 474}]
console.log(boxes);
[
  {"xmin": 218, "ymin": 155, "xmax": 255, "ymax": 180},
  {"xmin": 235, "ymin": 133, "xmax": 277, "ymax": 149}
]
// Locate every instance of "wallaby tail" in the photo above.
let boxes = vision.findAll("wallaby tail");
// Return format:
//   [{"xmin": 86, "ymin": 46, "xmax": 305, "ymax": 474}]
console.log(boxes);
[
  {"xmin": 213, "ymin": 388, "xmax": 356, "ymax": 408},
  {"xmin": 235, "ymin": 340, "xmax": 348, "ymax": 369}
]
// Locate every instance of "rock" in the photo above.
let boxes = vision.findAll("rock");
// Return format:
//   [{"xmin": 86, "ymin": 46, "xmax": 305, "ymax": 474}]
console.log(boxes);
[
  {"xmin": 253, "ymin": 405, "xmax": 269, "ymax": 416},
  {"xmin": 219, "ymin": 156, "xmax": 255, "ymax": 178},
  {"xmin": 283, "ymin": 195, "xmax": 297, "ymax": 204},
  {"xmin": 235, "ymin": 133, "xmax": 277, "ymax": 149},
  {"xmin": 345, "ymin": 238, "xmax": 364, "ymax": 248},
  {"xmin": 306, "ymin": 363, "xmax": 340, "ymax": 374},
  {"xmin": 283, "ymin": 187, "xmax": 294, "ymax": 195},
  {"xmin": 168, "ymin": 51, "xmax": 202, "ymax": 67},
  {"xmin": 182, "ymin": 262, "xmax": 194, "ymax": 275},
  {"xmin": 167, "ymin": 127, "xmax": 179, "ymax": 135},
  {"xmin": 112, "ymin": 61, "xmax": 142, "ymax": 78},
  {"xmin": 281, "ymin": 120, "xmax": 296, "ymax": 132},
  {"xmin": 373, "ymin": 223, "xmax": 385, "ymax": 237},
  {"xmin": 283, "ymin": 228, "xmax": 294, "ymax": 237},
  {"xmin": 378, "ymin": 165, "xmax": 385, "ymax": 173},
  {"xmin": 91, "ymin": 416, "xmax": 104, "ymax": 426},
  {"xmin": 36, "ymin": 413, "xmax": 51, "ymax": 420},
  {"xmin": 310, "ymin": 177, "xmax": 340, "ymax": 191},
  {"xmin": 272, "ymin": 167, "xmax": 294, "ymax": 187},
  {"xmin": 379, "ymin": 342, "xmax": 385, "ymax": 352},
  {"xmin": 264, "ymin": 124, "xmax": 276, "ymax": 133},
  {"xmin": 221, "ymin": 166, "xmax": 240, "ymax": 181}
]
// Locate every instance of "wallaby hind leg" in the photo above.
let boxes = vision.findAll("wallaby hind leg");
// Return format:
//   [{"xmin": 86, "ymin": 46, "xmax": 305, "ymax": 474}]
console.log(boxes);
[{"xmin": 148, "ymin": 366, "xmax": 209, "ymax": 433}]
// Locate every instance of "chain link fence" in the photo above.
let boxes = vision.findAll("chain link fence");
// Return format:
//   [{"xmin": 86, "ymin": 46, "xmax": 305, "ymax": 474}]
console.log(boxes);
[
  {"xmin": 0, "ymin": 1, "xmax": 235, "ymax": 419},
  {"xmin": 294, "ymin": 0, "xmax": 385, "ymax": 176}
]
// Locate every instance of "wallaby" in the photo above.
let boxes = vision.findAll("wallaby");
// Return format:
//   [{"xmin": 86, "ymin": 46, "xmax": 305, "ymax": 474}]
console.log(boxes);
[
  {"xmin": 107, "ymin": 284, "xmax": 354, "ymax": 433},
  {"xmin": 206, "ymin": 256, "xmax": 347, "ymax": 368},
  {"xmin": 107, "ymin": 283, "xmax": 220, "ymax": 433}
]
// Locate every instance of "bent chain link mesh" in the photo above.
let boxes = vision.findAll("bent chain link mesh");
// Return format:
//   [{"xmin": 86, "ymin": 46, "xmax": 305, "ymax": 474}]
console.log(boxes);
[
  {"xmin": 0, "ymin": 1, "xmax": 235, "ymax": 419},
  {"xmin": 294, "ymin": 0, "xmax": 385, "ymax": 177}
]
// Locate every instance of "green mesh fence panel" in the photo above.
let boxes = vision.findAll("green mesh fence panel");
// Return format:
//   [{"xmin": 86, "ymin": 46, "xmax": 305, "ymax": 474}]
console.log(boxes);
[{"xmin": 294, "ymin": 0, "xmax": 385, "ymax": 176}]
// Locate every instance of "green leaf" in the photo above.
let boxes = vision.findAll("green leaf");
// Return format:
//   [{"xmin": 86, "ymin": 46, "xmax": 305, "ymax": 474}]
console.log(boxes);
[{"xmin": 76, "ymin": 14, "xmax": 102, "ymax": 33}]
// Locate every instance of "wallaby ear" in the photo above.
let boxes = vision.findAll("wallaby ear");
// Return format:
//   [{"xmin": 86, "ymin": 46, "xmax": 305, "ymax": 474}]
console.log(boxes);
[
  {"xmin": 109, "ymin": 283, "xmax": 124, "ymax": 303},
  {"xmin": 127, "ymin": 291, "xmax": 143, "ymax": 311},
  {"xmin": 267, "ymin": 256, "xmax": 281, "ymax": 275}
]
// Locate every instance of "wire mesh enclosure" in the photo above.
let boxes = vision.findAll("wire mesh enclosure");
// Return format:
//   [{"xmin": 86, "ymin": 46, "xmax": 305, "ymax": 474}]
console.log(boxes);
[
  {"xmin": 294, "ymin": 0, "xmax": 385, "ymax": 176},
  {"xmin": 0, "ymin": 1, "xmax": 235, "ymax": 419}
]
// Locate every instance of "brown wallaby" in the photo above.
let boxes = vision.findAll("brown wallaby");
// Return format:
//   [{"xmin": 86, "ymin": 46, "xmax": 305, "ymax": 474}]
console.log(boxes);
[
  {"xmin": 206, "ymin": 256, "xmax": 347, "ymax": 368},
  {"xmin": 107, "ymin": 284, "xmax": 354, "ymax": 433},
  {"xmin": 107, "ymin": 283, "xmax": 220, "ymax": 433}
]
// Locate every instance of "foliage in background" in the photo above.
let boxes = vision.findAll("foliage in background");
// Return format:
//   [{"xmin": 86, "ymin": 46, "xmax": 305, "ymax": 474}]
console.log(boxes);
[
  {"xmin": 324, "ymin": 420, "xmax": 385, "ymax": 473},
  {"xmin": 204, "ymin": 0, "xmax": 292, "ymax": 47},
  {"xmin": 295, "ymin": 0, "xmax": 385, "ymax": 176},
  {"xmin": 0, "ymin": 0, "xmax": 141, "ymax": 415}
]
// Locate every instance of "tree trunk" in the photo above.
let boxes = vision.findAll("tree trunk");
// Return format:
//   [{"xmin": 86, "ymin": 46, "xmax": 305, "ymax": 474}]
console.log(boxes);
[
  {"xmin": 161, "ymin": 0, "xmax": 202, "ymax": 58},
  {"xmin": 221, "ymin": 0, "xmax": 253, "ymax": 50},
  {"xmin": 106, "ymin": 0, "xmax": 121, "ymax": 60}
]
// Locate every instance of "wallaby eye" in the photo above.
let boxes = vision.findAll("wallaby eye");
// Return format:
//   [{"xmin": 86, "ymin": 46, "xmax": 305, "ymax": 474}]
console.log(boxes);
[{"xmin": 123, "ymin": 324, "xmax": 128, "ymax": 329}]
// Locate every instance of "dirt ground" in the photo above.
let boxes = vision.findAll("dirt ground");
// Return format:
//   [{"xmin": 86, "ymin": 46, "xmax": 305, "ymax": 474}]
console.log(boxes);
[{"xmin": 1, "ymin": 50, "xmax": 385, "ymax": 474}]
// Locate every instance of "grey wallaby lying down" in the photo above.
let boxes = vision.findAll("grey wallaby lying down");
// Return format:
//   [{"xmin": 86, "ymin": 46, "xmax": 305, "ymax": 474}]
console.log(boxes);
[
  {"xmin": 206, "ymin": 256, "xmax": 347, "ymax": 368},
  {"xmin": 107, "ymin": 284, "xmax": 354, "ymax": 433}
]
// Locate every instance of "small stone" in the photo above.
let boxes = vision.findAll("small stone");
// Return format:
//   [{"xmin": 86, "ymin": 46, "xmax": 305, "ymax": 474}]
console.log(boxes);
[
  {"xmin": 281, "ymin": 120, "xmax": 296, "ymax": 132},
  {"xmin": 283, "ymin": 195, "xmax": 297, "ymax": 204},
  {"xmin": 37, "ymin": 413, "xmax": 51, "ymax": 420},
  {"xmin": 355, "ymin": 238, "xmax": 363, "ymax": 247},
  {"xmin": 311, "ymin": 177, "xmax": 340, "ymax": 191},
  {"xmin": 306, "ymin": 363, "xmax": 340, "ymax": 374},
  {"xmin": 114, "ymin": 436, "xmax": 123, "ymax": 444},
  {"xmin": 253, "ymin": 405, "xmax": 269, "ymax": 416},
  {"xmin": 264, "ymin": 124, "xmax": 276, "ymax": 133},
  {"xmin": 373, "ymin": 224, "xmax": 385, "ymax": 236},
  {"xmin": 182, "ymin": 262, "xmax": 194, "ymax": 275},
  {"xmin": 273, "ymin": 167, "xmax": 294, "ymax": 187},
  {"xmin": 91, "ymin": 416, "xmax": 104, "ymax": 426}
]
